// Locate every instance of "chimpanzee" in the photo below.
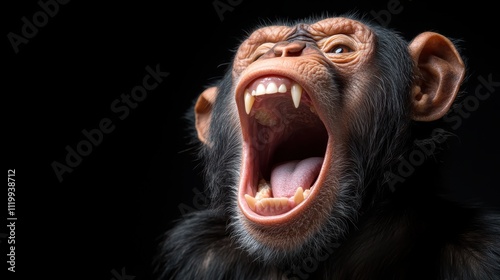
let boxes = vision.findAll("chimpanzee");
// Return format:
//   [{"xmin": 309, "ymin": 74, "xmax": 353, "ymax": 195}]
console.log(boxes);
[{"xmin": 155, "ymin": 13, "xmax": 500, "ymax": 280}]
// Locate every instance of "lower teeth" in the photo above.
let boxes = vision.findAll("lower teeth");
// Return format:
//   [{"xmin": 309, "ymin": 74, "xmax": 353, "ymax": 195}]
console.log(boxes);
[{"xmin": 244, "ymin": 179, "xmax": 312, "ymax": 214}]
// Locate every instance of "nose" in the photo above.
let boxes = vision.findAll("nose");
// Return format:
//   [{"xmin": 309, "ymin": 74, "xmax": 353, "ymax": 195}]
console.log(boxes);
[{"xmin": 272, "ymin": 41, "xmax": 307, "ymax": 57}]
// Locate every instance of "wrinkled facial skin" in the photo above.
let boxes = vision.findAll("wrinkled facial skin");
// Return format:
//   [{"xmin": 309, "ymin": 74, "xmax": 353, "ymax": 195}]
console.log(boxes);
[{"xmin": 203, "ymin": 16, "xmax": 415, "ymax": 263}]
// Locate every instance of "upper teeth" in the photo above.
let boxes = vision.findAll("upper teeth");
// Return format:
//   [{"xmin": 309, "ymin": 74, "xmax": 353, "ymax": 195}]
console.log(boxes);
[
  {"xmin": 291, "ymin": 84, "xmax": 302, "ymax": 108},
  {"xmin": 244, "ymin": 82, "xmax": 303, "ymax": 114}
]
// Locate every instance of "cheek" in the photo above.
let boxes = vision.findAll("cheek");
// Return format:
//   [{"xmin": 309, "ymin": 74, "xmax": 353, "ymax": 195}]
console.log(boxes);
[
  {"xmin": 233, "ymin": 58, "xmax": 252, "ymax": 80},
  {"xmin": 339, "ymin": 72, "xmax": 376, "ymax": 114}
]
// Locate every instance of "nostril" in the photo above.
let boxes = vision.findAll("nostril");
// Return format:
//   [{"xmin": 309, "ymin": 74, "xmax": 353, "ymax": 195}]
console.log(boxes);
[{"xmin": 273, "ymin": 41, "xmax": 307, "ymax": 57}]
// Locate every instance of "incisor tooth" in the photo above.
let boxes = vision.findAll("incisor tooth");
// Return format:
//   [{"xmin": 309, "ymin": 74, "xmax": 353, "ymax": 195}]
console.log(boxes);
[
  {"xmin": 294, "ymin": 187, "xmax": 304, "ymax": 205},
  {"xmin": 291, "ymin": 83, "xmax": 302, "ymax": 108},
  {"xmin": 257, "ymin": 198, "xmax": 288, "ymax": 212},
  {"xmin": 245, "ymin": 194, "xmax": 256, "ymax": 211},
  {"xmin": 277, "ymin": 198, "xmax": 289, "ymax": 209},
  {"xmin": 278, "ymin": 84, "xmax": 287, "ymax": 93},
  {"xmin": 266, "ymin": 82, "xmax": 278, "ymax": 94},
  {"xmin": 255, "ymin": 84, "xmax": 266, "ymax": 95},
  {"xmin": 244, "ymin": 90, "xmax": 255, "ymax": 114}
]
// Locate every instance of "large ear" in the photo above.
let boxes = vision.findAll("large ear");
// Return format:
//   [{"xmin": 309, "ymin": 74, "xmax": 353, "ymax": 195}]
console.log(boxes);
[
  {"xmin": 194, "ymin": 86, "xmax": 217, "ymax": 144},
  {"xmin": 408, "ymin": 32, "xmax": 465, "ymax": 122}
]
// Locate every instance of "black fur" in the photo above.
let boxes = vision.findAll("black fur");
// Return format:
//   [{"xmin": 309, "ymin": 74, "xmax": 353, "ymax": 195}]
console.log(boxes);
[{"xmin": 154, "ymin": 13, "xmax": 500, "ymax": 280}]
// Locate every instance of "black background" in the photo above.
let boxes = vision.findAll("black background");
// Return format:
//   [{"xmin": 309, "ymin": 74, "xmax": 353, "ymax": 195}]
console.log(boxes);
[{"xmin": 4, "ymin": 0, "xmax": 500, "ymax": 279}]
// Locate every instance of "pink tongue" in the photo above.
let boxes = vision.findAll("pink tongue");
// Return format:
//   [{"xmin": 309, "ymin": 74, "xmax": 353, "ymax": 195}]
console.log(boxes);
[{"xmin": 270, "ymin": 157, "xmax": 323, "ymax": 198}]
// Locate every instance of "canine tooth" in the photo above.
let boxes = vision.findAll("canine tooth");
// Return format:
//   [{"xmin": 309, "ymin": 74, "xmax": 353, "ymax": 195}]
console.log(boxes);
[
  {"xmin": 266, "ymin": 82, "xmax": 278, "ymax": 94},
  {"xmin": 278, "ymin": 84, "xmax": 287, "ymax": 93},
  {"xmin": 293, "ymin": 187, "xmax": 304, "ymax": 205},
  {"xmin": 291, "ymin": 83, "xmax": 302, "ymax": 108},
  {"xmin": 244, "ymin": 90, "xmax": 255, "ymax": 114},
  {"xmin": 245, "ymin": 194, "xmax": 257, "ymax": 211},
  {"xmin": 255, "ymin": 84, "xmax": 266, "ymax": 95}
]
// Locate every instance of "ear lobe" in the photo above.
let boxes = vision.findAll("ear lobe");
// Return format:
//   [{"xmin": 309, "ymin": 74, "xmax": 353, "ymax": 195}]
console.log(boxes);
[
  {"xmin": 195, "ymin": 86, "xmax": 217, "ymax": 144},
  {"xmin": 408, "ymin": 32, "xmax": 465, "ymax": 122}
]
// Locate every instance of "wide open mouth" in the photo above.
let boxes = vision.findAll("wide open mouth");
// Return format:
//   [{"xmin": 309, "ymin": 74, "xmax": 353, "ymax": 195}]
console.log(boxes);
[{"xmin": 237, "ymin": 74, "xmax": 329, "ymax": 223}]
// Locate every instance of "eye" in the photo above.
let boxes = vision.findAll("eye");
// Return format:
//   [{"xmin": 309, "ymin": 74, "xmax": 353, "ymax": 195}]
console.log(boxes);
[
  {"xmin": 251, "ymin": 42, "xmax": 275, "ymax": 62},
  {"xmin": 329, "ymin": 45, "xmax": 352, "ymax": 54},
  {"xmin": 253, "ymin": 52, "xmax": 265, "ymax": 61}
]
